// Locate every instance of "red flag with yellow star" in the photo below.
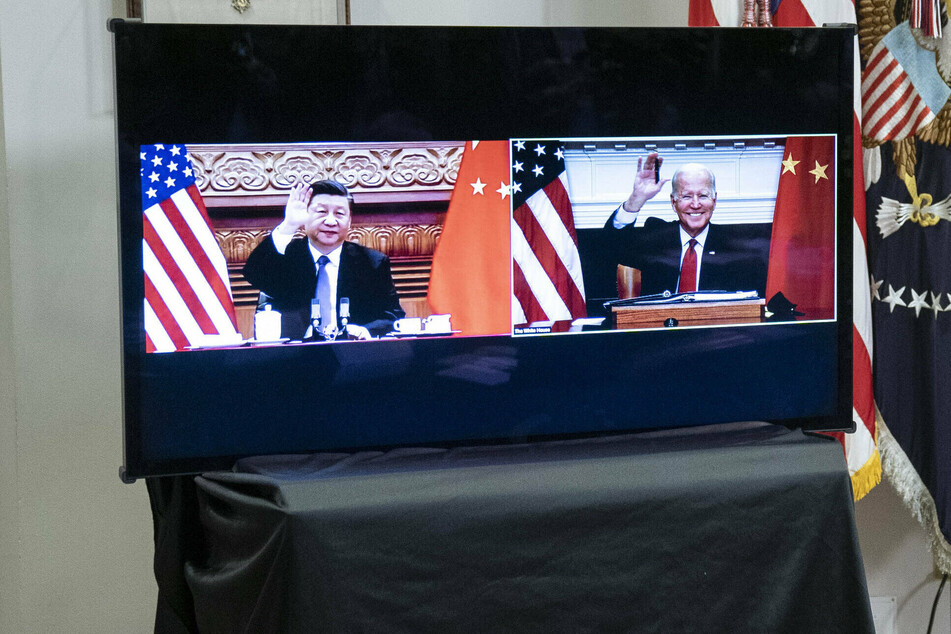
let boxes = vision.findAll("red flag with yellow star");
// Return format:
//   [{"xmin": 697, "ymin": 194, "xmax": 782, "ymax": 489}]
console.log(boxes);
[
  {"xmin": 427, "ymin": 140, "xmax": 512, "ymax": 336},
  {"xmin": 766, "ymin": 135, "xmax": 837, "ymax": 320}
]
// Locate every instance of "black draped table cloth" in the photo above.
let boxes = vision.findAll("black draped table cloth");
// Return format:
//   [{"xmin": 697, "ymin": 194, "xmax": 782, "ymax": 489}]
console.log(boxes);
[{"xmin": 148, "ymin": 422, "xmax": 874, "ymax": 633}]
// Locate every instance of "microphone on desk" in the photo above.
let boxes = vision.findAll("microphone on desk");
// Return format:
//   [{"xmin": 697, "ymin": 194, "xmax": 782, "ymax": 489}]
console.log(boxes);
[
  {"xmin": 340, "ymin": 297, "xmax": 350, "ymax": 329},
  {"xmin": 307, "ymin": 299, "xmax": 321, "ymax": 340}
]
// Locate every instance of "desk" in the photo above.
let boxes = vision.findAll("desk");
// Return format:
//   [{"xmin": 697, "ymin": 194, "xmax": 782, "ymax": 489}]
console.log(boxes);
[
  {"xmin": 148, "ymin": 423, "xmax": 873, "ymax": 633},
  {"xmin": 609, "ymin": 298, "xmax": 765, "ymax": 329}
]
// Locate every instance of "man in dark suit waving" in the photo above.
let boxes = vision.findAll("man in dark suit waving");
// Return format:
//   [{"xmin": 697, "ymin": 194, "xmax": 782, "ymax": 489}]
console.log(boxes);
[
  {"xmin": 603, "ymin": 153, "xmax": 769, "ymax": 298},
  {"xmin": 243, "ymin": 179, "xmax": 404, "ymax": 340}
]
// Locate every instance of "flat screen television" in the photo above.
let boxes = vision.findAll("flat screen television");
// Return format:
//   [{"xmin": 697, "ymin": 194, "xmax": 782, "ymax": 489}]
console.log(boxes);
[{"xmin": 112, "ymin": 22, "xmax": 855, "ymax": 479}]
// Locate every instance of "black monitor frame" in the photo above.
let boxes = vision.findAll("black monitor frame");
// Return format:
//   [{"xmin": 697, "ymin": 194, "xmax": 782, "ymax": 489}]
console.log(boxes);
[{"xmin": 112, "ymin": 23, "xmax": 855, "ymax": 479}]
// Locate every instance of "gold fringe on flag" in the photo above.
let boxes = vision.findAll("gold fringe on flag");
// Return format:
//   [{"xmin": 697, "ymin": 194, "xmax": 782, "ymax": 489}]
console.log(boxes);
[{"xmin": 851, "ymin": 443, "xmax": 882, "ymax": 501}]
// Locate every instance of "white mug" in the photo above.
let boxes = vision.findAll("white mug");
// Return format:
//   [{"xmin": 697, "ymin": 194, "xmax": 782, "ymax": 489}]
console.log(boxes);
[
  {"xmin": 423, "ymin": 314, "xmax": 452, "ymax": 333},
  {"xmin": 254, "ymin": 305, "xmax": 282, "ymax": 341},
  {"xmin": 393, "ymin": 317, "xmax": 422, "ymax": 334}
]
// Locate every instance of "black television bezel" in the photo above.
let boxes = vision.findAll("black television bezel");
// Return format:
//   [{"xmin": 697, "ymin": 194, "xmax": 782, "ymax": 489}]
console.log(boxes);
[{"xmin": 113, "ymin": 23, "xmax": 855, "ymax": 480}]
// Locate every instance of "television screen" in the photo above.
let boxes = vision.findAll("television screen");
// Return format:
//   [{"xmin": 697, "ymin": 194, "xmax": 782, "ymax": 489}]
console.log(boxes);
[{"xmin": 113, "ymin": 23, "xmax": 855, "ymax": 479}]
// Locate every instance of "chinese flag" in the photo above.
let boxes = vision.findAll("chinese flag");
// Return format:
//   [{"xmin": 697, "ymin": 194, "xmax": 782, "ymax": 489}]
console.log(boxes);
[
  {"xmin": 427, "ymin": 141, "xmax": 511, "ymax": 336},
  {"xmin": 766, "ymin": 136, "xmax": 837, "ymax": 320}
]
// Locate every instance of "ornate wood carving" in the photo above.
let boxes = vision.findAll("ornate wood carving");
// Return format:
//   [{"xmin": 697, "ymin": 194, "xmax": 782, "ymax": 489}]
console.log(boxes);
[
  {"xmin": 215, "ymin": 229, "xmax": 273, "ymax": 263},
  {"xmin": 346, "ymin": 224, "xmax": 443, "ymax": 257},
  {"xmin": 188, "ymin": 142, "xmax": 464, "ymax": 203}
]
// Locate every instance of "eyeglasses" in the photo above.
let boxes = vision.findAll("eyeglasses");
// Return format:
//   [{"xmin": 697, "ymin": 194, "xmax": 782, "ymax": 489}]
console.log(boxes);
[{"xmin": 672, "ymin": 192, "xmax": 714, "ymax": 203}]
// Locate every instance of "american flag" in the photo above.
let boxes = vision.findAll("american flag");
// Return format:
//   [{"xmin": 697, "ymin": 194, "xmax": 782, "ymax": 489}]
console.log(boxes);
[
  {"xmin": 141, "ymin": 144, "xmax": 239, "ymax": 352},
  {"xmin": 862, "ymin": 22, "xmax": 950, "ymax": 144},
  {"xmin": 689, "ymin": 0, "xmax": 881, "ymax": 500},
  {"xmin": 510, "ymin": 140, "xmax": 586, "ymax": 327},
  {"xmin": 689, "ymin": 0, "xmax": 856, "ymax": 26}
]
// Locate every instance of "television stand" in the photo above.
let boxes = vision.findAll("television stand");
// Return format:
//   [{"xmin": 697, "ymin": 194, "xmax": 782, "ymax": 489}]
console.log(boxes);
[{"xmin": 148, "ymin": 422, "xmax": 873, "ymax": 632}]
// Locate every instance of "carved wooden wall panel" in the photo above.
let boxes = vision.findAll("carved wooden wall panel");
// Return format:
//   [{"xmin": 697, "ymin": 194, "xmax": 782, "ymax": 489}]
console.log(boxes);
[
  {"xmin": 345, "ymin": 224, "xmax": 443, "ymax": 258},
  {"xmin": 189, "ymin": 142, "xmax": 464, "ymax": 205},
  {"xmin": 216, "ymin": 229, "xmax": 274, "ymax": 263}
]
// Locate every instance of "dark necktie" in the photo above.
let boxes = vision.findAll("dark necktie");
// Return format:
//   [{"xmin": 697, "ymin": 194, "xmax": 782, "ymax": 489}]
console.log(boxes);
[
  {"xmin": 315, "ymin": 255, "xmax": 332, "ymax": 330},
  {"xmin": 678, "ymin": 239, "xmax": 698, "ymax": 294}
]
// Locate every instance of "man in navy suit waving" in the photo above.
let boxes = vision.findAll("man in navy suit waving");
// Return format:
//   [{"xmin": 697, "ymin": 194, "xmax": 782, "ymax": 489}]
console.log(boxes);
[
  {"xmin": 243, "ymin": 179, "xmax": 404, "ymax": 340},
  {"xmin": 603, "ymin": 153, "xmax": 769, "ymax": 298}
]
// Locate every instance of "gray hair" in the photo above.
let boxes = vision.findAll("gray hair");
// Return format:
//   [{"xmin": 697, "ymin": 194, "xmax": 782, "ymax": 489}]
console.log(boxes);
[{"xmin": 670, "ymin": 163, "xmax": 717, "ymax": 199}]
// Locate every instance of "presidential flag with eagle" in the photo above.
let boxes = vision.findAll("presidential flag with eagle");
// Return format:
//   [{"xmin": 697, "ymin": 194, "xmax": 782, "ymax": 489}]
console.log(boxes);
[{"xmin": 858, "ymin": 0, "xmax": 951, "ymax": 577}]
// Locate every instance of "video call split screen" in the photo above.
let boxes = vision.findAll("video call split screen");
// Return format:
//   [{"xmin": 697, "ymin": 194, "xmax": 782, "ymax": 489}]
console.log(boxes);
[{"xmin": 141, "ymin": 133, "xmax": 837, "ymax": 353}]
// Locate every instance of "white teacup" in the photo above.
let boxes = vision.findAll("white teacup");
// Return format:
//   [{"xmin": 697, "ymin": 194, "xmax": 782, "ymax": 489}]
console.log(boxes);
[
  {"xmin": 423, "ymin": 313, "xmax": 452, "ymax": 333},
  {"xmin": 393, "ymin": 317, "xmax": 422, "ymax": 335},
  {"xmin": 254, "ymin": 305, "xmax": 282, "ymax": 341}
]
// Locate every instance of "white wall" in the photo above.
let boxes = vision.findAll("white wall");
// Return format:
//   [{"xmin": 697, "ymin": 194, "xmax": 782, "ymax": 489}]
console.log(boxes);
[
  {"xmin": 0, "ymin": 31, "xmax": 20, "ymax": 631},
  {"xmin": 350, "ymin": 0, "xmax": 686, "ymax": 27},
  {"xmin": 144, "ymin": 0, "xmax": 341, "ymax": 24},
  {"xmin": 857, "ymin": 482, "xmax": 951, "ymax": 633},
  {"xmin": 1, "ymin": 1, "xmax": 947, "ymax": 632},
  {"xmin": 0, "ymin": 1, "xmax": 156, "ymax": 632}
]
